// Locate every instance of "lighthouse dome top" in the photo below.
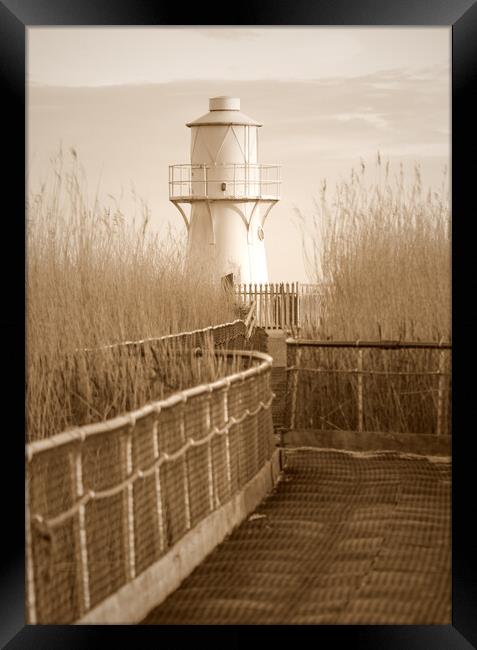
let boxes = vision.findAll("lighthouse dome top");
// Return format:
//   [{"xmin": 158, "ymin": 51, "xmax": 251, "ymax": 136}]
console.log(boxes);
[
  {"xmin": 209, "ymin": 96, "xmax": 240, "ymax": 111},
  {"xmin": 186, "ymin": 96, "xmax": 263, "ymax": 128}
]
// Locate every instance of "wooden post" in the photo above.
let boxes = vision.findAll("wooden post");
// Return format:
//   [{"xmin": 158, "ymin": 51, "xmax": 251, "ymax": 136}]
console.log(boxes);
[
  {"xmin": 289, "ymin": 346, "xmax": 301, "ymax": 430},
  {"xmin": 271, "ymin": 284, "xmax": 274, "ymax": 329},
  {"xmin": 296, "ymin": 282, "xmax": 300, "ymax": 330},
  {"xmin": 223, "ymin": 384, "xmax": 232, "ymax": 495},
  {"xmin": 72, "ymin": 446, "xmax": 91, "ymax": 614},
  {"xmin": 152, "ymin": 419, "xmax": 165, "ymax": 552},
  {"xmin": 125, "ymin": 424, "xmax": 136, "ymax": 581},
  {"xmin": 265, "ymin": 283, "xmax": 269, "ymax": 329},
  {"xmin": 282, "ymin": 283, "xmax": 285, "ymax": 329},
  {"xmin": 290, "ymin": 282, "xmax": 295, "ymax": 329},
  {"xmin": 179, "ymin": 404, "xmax": 191, "ymax": 530},
  {"xmin": 255, "ymin": 283, "xmax": 262, "ymax": 327},
  {"xmin": 357, "ymin": 349, "xmax": 364, "ymax": 432},
  {"xmin": 284, "ymin": 283, "xmax": 288, "ymax": 328},
  {"xmin": 271, "ymin": 283, "xmax": 274, "ymax": 330},
  {"xmin": 205, "ymin": 394, "xmax": 215, "ymax": 510},
  {"xmin": 436, "ymin": 349, "xmax": 446, "ymax": 436},
  {"xmin": 25, "ymin": 478, "xmax": 37, "ymax": 624}
]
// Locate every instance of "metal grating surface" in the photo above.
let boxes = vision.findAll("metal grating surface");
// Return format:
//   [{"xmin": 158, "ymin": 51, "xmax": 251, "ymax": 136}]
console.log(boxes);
[{"xmin": 142, "ymin": 448, "xmax": 451, "ymax": 625}]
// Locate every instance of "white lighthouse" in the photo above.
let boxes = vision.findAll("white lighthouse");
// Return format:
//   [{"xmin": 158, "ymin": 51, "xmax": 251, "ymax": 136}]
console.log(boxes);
[{"xmin": 169, "ymin": 96, "xmax": 280, "ymax": 284}]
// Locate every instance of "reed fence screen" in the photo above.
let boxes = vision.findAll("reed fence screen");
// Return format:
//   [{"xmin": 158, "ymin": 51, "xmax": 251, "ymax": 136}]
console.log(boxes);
[
  {"xmin": 285, "ymin": 340, "xmax": 451, "ymax": 435},
  {"xmin": 26, "ymin": 345, "xmax": 275, "ymax": 624}
]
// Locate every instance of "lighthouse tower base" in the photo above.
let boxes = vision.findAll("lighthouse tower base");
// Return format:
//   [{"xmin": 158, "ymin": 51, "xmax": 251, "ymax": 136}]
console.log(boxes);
[{"xmin": 185, "ymin": 200, "xmax": 269, "ymax": 285}]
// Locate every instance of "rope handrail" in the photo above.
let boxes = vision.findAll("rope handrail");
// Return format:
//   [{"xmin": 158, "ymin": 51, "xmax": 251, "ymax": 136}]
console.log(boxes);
[
  {"xmin": 31, "ymin": 393, "xmax": 275, "ymax": 532},
  {"xmin": 285, "ymin": 337, "xmax": 451, "ymax": 435},
  {"xmin": 287, "ymin": 366, "xmax": 452, "ymax": 377},
  {"xmin": 286, "ymin": 338, "xmax": 452, "ymax": 350},
  {"xmin": 81, "ymin": 318, "xmax": 247, "ymax": 354},
  {"xmin": 27, "ymin": 324, "xmax": 275, "ymax": 625}
]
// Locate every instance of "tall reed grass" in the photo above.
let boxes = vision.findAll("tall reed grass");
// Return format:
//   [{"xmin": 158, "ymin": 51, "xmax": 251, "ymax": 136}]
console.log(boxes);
[
  {"xmin": 27, "ymin": 151, "xmax": 238, "ymax": 441},
  {"xmin": 297, "ymin": 157, "xmax": 451, "ymax": 342},
  {"xmin": 294, "ymin": 157, "xmax": 451, "ymax": 435}
]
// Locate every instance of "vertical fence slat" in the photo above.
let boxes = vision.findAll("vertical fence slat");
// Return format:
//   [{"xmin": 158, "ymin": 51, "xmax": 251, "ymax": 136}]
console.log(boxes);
[
  {"xmin": 274, "ymin": 284, "xmax": 277, "ymax": 330},
  {"xmin": 74, "ymin": 446, "xmax": 91, "ymax": 614},
  {"xmin": 180, "ymin": 402, "xmax": 192, "ymax": 530},
  {"xmin": 285, "ymin": 282, "xmax": 289, "ymax": 329},
  {"xmin": 290, "ymin": 282, "xmax": 294, "ymax": 330},
  {"xmin": 152, "ymin": 418, "xmax": 165, "ymax": 552},
  {"xmin": 265, "ymin": 283, "xmax": 269, "ymax": 329},
  {"xmin": 281, "ymin": 283, "xmax": 284, "ymax": 329},
  {"xmin": 125, "ymin": 423, "xmax": 136, "ymax": 581},
  {"xmin": 296, "ymin": 282, "xmax": 300, "ymax": 332},
  {"xmin": 223, "ymin": 382, "xmax": 232, "ymax": 493},
  {"xmin": 25, "ymin": 477, "xmax": 37, "ymax": 624},
  {"xmin": 287, "ymin": 345, "xmax": 300, "ymax": 430},
  {"xmin": 357, "ymin": 349, "xmax": 364, "ymax": 432},
  {"xmin": 436, "ymin": 349, "xmax": 446, "ymax": 436},
  {"xmin": 205, "ymin": 393, "xmax": 215, "ymax": 511}
]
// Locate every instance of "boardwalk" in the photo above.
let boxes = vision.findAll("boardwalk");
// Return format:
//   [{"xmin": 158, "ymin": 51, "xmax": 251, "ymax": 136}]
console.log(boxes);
[
  {"xmin": 142, "ymin": 331, "xmax": 451, "ymax": 625},
  {"xmin": 142, "ymin": 448, "xmax": 451, "ymax": 624}
]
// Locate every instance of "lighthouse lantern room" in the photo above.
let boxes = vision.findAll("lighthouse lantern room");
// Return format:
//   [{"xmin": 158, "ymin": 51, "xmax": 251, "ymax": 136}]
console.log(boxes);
[{"xmin": 169, "ymin": 96, "xmax": 280, "ymax": 284}]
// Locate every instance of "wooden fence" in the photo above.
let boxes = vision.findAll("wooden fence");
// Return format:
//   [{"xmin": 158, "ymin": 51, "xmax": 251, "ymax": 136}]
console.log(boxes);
[{"xmin": 235, "ymin": 283, "xmax": 300, "ymax": 330}]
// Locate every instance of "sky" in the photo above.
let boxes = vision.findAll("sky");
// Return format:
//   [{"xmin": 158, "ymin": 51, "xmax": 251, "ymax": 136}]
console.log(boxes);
[{"xmin": 27, "ymin": 27, "xmax": 450, "ymax": 282}]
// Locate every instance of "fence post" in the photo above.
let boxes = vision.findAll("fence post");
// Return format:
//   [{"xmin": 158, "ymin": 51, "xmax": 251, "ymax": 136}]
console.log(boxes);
[
  {"xmin": 125, "ymin": 422, "xmax": 136, "ymax": 581},
  {"xmin": 357, "ymin": 348, "xmax": 364, "ymax": 432},
  {"xmin": 285, "ymin": 342, "xmax": 300, "ymax": 430},
  {"xmin": 258, "ymin": 283, "xmax": 262, "ymax": 326},
  {"xmin": 265, "ymin": 283, "xmax": 269, "ymax": 329},
  {"xmin": 273, "ymin": 283, "xmax": 277, "ymax": 329},
  {"xmin": 279, "ymin": 282, "xmax": 285, "ymax": 330},
  {"xmin": 179, "ymin": 401, "xmax": 192, "ymax": 530},
  {"xmin": 223, "ymin": 382, "xmax": 232, "ymax": 495},
  {"xmin": 25, "ymin": 477, "xmax": 37, "ymax": 624},
  {"xmin": 152, "ymin": 417, "xmax": 165, "ymax": 553},
  {"xmin": 285, "ymin": 283, "xmax": 288, "ymax": 329},
  {"xmin": 250, "ymin": 375, "xmax": 260, "ymax": 477},
  {"xmin": 205, "ymin": 392, "xmax": 216, "ymax": 510},
  {"xmin": 296, "ymin": 282, "xmax": 300, "ymax": 331},
  {"xmin": 436, "ymin": 349, "xmax": 446, "ymax": 436},
  {"xmin": 72, "ymin": 445, "xmax": 91, "ymax": 614}
]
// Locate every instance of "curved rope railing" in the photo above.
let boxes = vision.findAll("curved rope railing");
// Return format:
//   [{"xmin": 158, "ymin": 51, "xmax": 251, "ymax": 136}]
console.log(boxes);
[
  {"xmin": 81, "ymin": 318, "xmax": 250, "ymax": 354},
  {"xmin": 26, "ymin": 348, "xmax": 275, "ymax": 625}
]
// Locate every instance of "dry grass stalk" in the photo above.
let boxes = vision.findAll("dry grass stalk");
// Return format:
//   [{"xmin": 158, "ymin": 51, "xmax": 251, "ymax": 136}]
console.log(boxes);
[
  {"xmin": 296, "ymin": 157, "xmax": 450, "ymax": 342},
  {"xmin": 293, "ymin": 157, "xmax": 451, "ymax": 434},
  {"xmin": 27, "ymin": 151, "xmax": 238, "ymax": 441}
]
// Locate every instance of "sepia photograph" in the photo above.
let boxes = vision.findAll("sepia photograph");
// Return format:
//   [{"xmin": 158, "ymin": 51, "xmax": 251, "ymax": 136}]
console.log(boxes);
[{"xmin": 25, "ymin": 25, "xmax": 453, "ymax": 627}]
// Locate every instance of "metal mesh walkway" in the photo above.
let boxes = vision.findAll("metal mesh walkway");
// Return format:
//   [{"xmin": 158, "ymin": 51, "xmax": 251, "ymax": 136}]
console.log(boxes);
[{"xmin": 142, "ymin": 448, "xmax": 451, "ymax": 625}]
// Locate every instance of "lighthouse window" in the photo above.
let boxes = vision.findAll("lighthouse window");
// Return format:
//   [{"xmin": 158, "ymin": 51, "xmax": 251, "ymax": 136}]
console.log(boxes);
[{"xmin": 257, "ymin": 226, "xmax": 264, "ymax": 241}]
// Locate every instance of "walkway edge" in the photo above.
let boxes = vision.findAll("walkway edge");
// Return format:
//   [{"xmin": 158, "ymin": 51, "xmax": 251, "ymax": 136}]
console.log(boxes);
[{"xmin": 76, "ymin": 448, "xmax": 282, "ymax": 624}]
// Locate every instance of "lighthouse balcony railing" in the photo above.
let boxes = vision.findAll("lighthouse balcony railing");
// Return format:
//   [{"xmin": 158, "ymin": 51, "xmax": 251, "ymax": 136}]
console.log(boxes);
[{"xmin": 169, "ymin": 164, "xmax": 281, "ymax": 201}]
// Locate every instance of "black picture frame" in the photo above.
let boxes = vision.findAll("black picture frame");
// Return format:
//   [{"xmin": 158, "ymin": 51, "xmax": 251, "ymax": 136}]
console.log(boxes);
[{"xmin": 2, "ymin": 0, "xmax": 476, "ymax": 647}]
